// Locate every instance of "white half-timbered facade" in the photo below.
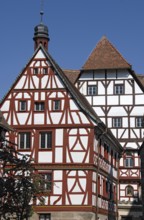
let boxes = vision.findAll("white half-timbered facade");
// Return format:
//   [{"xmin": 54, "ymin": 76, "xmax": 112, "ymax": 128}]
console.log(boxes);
[
  {"xmin": 74, "ymin": 36, "xmax": 144, "ymax": 220},
  {"xmin": 0, "ymin": 22, "xmax": 123, "ymax": 220}
]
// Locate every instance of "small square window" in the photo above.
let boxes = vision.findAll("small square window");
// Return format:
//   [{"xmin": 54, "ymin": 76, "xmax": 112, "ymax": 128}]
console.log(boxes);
[
  {"xmin": 87, "ymin": 85, "xmax": 97, "ymax": 95},
  {"xmin": 43, "ymin": 68, "xmax": 48, "ymax": 74},
  {"xmin": 136, "ymin": 117, "xmax": 143, "ymax": 128},
  {"xmin": 19, "ymin": 132, "xmax": 31, "ymax": 149},
  {"xmin": 113, "ymin": 118, "xmax": 122, "ymax": 127},
  {"xmin": 53, "ymin": 100, "xmax": 61, "ymax": 111},
  {"xmin": 34, "ymin": 102, "xmax": 45, "ymax": 111},
  {"xmin": 19, "ymin": 101, "xmax": 26, "ymax": 111},
  {"xmin": 39, "ymin": 213, "xmax": 51, "ymax": 220},
  {"xmin": 114, "ymin": 84, "xmax": 124, "ymax": 94},
  {"xmin": 40, "ymin": 132, "xmax": 52, "ymax": 149},
  {"xmin": 34, "ymin": 68, "xmax": 38, "ymax": 74}
]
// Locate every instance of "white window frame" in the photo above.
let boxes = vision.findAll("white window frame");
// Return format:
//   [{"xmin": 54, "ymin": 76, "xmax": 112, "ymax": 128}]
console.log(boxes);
[
  {"xmin": 87, "ymin": 85, "xmax": 97, "ymax": 95},
  {"xmin": 113, "ymin": 117, "xmax": 122, "ymax": 127},
  {"xmin": 136, "ymin": 117, "xmax": 143, "ymax": 128},
  {"xmin": 125, "ymin": 157, "xmax": 134, "ymax": 167},
  {"xmin": 39, "ymin": 213, "xmax": 51, "ymax": 220},
  {"xmin": 43, "ymin": 68, "xmax": 48, "ymax": 74},
  {"xmin": 34, "ymin": 67, "xmax": 38, "ymax": 74},
  {"xmin": 19, "ymin": 132, "xmax": 30, "ymax": 149},
  {"xmin": 53, "ymin": 100, "xmax": 61, "ymax": 111},
  {"xmin": 40, "ymin": 132, "xmax": 52, "ymax": 149},
  {"xmin": 34, "ymin": 102, "xmax": 45, "ymax": 111},
  {"xmin": 114, "ymin": 84, "xmax": 124, "ymax": 94},
  {"xmin": 20, "ymin": 101, "xmax": 26, "ymax": 111}
]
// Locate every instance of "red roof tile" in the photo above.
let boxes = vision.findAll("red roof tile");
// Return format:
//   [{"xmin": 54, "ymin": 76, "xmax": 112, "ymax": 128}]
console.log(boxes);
[
  {"xmin": 82, "ymin": 36, "xmax": 131, "ymax": 70},
  {"xmin": 63, "ymin": 69, "xmax": 80, "ymax": 84}
]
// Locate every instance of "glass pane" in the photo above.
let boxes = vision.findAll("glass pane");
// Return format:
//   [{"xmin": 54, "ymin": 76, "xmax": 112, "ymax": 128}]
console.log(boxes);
[
  {"xmin": 47, "ymin": 132, "xmax": 52, "ymax": 148},
  {"xmin": 20, "ymin": 133, "xmax": 24, "ymax": 149},
  {"xmin": 41, "ymin": 133, "xmax": 46, "ymax": 148}
]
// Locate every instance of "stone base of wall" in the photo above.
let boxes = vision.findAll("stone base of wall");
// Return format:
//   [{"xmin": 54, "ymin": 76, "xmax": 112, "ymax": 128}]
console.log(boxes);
[
  {"xmin": 118, "ymin": 204, "xmax": 143, "ymax": 220},
  {"xmin": 30, "ymin": 211, "xmax": 109, "ymax": 220}
]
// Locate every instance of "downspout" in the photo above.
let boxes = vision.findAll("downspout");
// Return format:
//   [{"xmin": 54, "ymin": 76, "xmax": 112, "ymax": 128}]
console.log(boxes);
[
  {"xmin": 95, "ymin": 137, "xmax": 101, "ymax": 220},
  {"xmin": 95, "ymin": 128, "xmax": 107, "ymax": 220}
]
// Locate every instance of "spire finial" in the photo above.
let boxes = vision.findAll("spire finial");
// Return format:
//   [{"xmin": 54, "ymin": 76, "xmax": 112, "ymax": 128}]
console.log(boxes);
[{"xmin": 40, "ymin": 0, "xmax": 44, "ymax": 23}]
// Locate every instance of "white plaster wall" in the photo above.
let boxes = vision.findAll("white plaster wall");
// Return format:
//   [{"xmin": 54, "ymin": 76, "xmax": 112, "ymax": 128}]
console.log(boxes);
[
  {"xmin": 98, "ymin": 82, "xmax": 105, "ymax": 94},
  {"xmin": 120, "ymin": 96, "xmax": 133, "ymax": 105},
  {"xmin": 93, "ymin": 96, "xmax": 105, "ymax": 105},
  {"xmin": 55, "ymin": 148, "xmax": 63, "ymax": 163},
  {"xmin": 38, "ymin": 152, "xmax": 52, "ymax": 163},
  {"xmin": 55, "ymin": 129, "xmax": 63, "ymax": 146}
]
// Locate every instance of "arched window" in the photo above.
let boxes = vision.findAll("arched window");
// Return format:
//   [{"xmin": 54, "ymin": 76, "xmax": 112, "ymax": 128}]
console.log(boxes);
[{"xmin": 126, "ymin": 185, "xmax": 133, "ymax": 196}]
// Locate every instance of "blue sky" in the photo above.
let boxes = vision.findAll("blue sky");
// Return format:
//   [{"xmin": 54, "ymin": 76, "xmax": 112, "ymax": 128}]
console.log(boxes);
[{"xmin": 0, "ymin": 0, "xmax": 144, "ymax": 99}]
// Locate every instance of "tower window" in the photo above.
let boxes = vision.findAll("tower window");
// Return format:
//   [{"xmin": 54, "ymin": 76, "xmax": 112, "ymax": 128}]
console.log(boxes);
[
  {"xmin": 34, "ymin": 102, "xmax": 45, "ymax": 111},
  {"xmin": 87, "ymin": 85, "xmax": 97, "ymax": 95},
  {"xmin": 112, "ymin": 117, "xmax": 122, "ymax": 127},
  {"xmin": 114, "ymin": 84, "xmax": 124, "ymax": 94}
]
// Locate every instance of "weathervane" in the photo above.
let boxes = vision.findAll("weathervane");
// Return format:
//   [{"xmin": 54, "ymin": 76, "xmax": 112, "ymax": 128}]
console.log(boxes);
[{"xmin": 40, "ymin": 0, "xmax": 44, "ymax": 23}]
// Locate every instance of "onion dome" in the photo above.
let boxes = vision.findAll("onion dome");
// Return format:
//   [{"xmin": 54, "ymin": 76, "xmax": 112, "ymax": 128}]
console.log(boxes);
[{"xmin": 33, "ymin": 11, "xmax": 50, "ymax": 51}]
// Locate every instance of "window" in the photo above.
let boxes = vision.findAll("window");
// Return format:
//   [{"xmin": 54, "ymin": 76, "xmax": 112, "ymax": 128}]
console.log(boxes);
[
  {"xmin": 87, "ymin": 85, "xmax": 97, "ymax": 95},
  {"xmin": 40, "ymin": 173, "xmax": 52, "ymax": 191},
  {"xmin": 19, "ymin": 132, "xmax": 30, "ymax": 149},
  {"xmin": 126, "ymin": 185, "xmax": 133, "ymax": 196},
  {"xmin": 39, "ymin": 213, "xmax": 51, "ymax": 220},
  {"xmin": 53, "ymin": 100, "xmax": 61, "ymax": 111},
  {"xmin": 34, "ymin": 67, "xmax": 38, "ymax": 74},
  {"xmin": 125, "ymin": 157, "xmax": 134, "ymax": 167},
  {"xmin": 114, "ymin": 84, "xmax": 124, "ymax": 94},
  {"xmin": 40, "ymin": 132, "xmax": 52, "ymax": 149},
  {"xmin": 34, "ymin": 102, "xmax": 45, "ymax": 111},
  {"xmin": 19, "ymin": 101, "xmax": 26, "ymax": 111},
  {"xmin": 43, "ymin": 68, "xmax": 48, "ymax": 74},
  {"xmin": 113, "ymin": 117, "xmax": 122, "ymax": 127},
  {"xmin": 136, "ymin": 117, "xmax": 143, "ymax": 128}
]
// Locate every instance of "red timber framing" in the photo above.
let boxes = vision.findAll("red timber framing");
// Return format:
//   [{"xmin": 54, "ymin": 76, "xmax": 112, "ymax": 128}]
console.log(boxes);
[{"xmin": 0, "ymin": 34, "xmax": 123, "ymax": 219}]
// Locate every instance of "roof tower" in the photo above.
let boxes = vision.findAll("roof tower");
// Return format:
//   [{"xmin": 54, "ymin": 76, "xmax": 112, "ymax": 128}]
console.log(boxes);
[{"xmin": 33, "ymin": 7, "xmax": 50, "ymax": 51}]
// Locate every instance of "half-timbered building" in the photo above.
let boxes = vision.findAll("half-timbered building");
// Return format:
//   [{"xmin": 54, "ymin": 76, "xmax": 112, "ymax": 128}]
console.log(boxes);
[
  {"xmin": 0, "ymin": 19, "xmax": 123, "ymax": 220},
  {"xmin": 74, "ymin": 36, "xmax": 144, "ymax": 220}
]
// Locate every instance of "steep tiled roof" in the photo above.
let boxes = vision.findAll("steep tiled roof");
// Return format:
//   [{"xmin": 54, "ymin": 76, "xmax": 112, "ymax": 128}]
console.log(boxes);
[
  {"xmin": 82, "ymin": 36, "xmax": 131, "ymax": 70},
  {"xmin": 63, "ymin": 69, "xmax": 80, "ymax": 84},
  {"xmin": 137, "ymin": 74, "xmax": 144, "ymax": 87}
]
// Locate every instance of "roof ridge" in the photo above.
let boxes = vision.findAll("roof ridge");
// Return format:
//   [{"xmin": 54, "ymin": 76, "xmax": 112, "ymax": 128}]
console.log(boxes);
[
  {"xmin": 82, "ymin": 36, "xmax": 131, "ymax": 70},
  {"xmin": 103, "ymin": 36, "xmax": 131, "ymax": 67}
]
